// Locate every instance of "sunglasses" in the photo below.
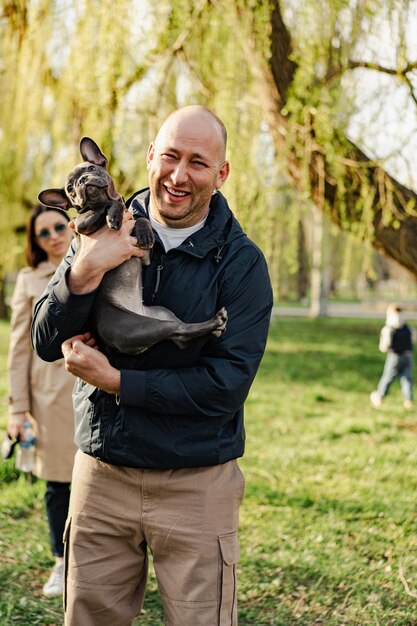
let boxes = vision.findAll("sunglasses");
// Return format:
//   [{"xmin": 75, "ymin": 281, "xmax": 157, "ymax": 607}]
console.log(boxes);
[{"xmin": 36, "ymin": 223, "xmax": 68, "ymax": 240}]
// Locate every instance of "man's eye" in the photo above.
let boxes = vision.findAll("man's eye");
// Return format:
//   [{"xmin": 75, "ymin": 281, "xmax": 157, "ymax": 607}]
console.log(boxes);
[
  {"xmin": 192, "ymin": 161, "xmax": 206, "ymax": 167},
  {"xmin": 162, "ymin": 153, "xmax": 177, "ymax": 160}
]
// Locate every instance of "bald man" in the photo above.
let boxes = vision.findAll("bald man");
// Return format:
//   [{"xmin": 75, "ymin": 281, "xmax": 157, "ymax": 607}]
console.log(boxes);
[{"xmin": 32, "ymin": 106, "xmax": 273, "ymax": 626}]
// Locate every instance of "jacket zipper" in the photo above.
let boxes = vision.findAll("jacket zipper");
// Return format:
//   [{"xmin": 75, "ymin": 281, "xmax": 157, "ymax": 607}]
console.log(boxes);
[
  {"xmin": 150, "ymin": 242, "xmax": 210, "ymax": 303},
  {"xmin": 152, "ymin": 254, "xmax": 165, "ymax": 302}
]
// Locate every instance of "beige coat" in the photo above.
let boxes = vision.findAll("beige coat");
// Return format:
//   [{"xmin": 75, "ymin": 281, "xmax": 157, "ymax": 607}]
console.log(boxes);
[{"xmin": 8, "ymin": 261, "xmax": 76, "ymax": 482}]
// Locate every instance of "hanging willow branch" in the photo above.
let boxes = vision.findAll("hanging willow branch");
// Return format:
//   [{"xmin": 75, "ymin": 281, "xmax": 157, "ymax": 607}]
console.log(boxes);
[{"xmin": 231, "ymin": 0, "xmax": 417, "ymax": 277}]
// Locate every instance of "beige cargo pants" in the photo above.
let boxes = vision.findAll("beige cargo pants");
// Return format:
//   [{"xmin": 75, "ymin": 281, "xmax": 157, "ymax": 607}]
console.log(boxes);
[{"xmin": 63, "ymin": 450, "xmax": 245, "ymax": 626}]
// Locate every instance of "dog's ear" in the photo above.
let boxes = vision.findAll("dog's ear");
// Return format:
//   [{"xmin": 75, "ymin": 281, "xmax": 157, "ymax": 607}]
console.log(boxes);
[
  {"xmin": 38, "ymin": 189, "xmax": 71, "ymax": 211},
  {"xmin": 80, "ymin": 137, "xmax": 108, "ymax": 169}
]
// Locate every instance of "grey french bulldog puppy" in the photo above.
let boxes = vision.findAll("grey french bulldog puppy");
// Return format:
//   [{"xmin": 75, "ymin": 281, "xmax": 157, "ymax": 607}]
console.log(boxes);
[{"xmin": 38, "ymin": 137, "xmax": 228, "ymax": 354}]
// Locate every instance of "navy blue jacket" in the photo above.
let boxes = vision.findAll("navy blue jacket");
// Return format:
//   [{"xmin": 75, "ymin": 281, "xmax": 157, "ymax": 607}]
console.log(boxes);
[{"xmin": 31, "ymin": 189, "xmax": 273, "ymax": 469}]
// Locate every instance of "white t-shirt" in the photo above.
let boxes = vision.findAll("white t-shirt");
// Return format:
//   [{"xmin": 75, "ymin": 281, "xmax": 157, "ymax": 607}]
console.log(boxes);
[{"xmin": 149, "ymin": 210, "xmax": 208, "ymax": 252}]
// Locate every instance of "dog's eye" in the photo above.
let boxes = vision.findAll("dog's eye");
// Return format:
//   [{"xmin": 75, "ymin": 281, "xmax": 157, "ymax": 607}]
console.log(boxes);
[
  {"xmin": 88, "ymin": 165, "xmax": 96, "ymax": 172},
  {"xmin": 66, "ymin": 184, "xmax": 73, "ymax": 193}
]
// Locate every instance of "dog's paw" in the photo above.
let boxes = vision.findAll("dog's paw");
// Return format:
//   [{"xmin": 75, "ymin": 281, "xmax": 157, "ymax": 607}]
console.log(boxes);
[
  {"xmin": 106, "ymin": 203, "xmax": 125, "ymax": 230},
  {"xmin": 135, "ymin": 217, "xmax": 155, "ymax": 249},
  {"xmin": 212, "ymin": 307, "xmax": 228, "ymax": 337},
  {"xmin": 106, "ymin": 214, "xmax": 123, "ymax": 230}
]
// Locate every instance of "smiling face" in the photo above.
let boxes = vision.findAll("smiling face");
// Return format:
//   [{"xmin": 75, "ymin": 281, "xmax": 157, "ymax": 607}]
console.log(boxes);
[
  {"xmin": 147, "ymin": 106, "xmax": 230, "ymax": 228},
  {"xmin": 34, "ymin": 210, "xmax": 73, "ymax": 265}
]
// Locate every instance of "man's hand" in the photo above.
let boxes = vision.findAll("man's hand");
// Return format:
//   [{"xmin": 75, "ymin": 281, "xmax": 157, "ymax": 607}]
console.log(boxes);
[
  {"xmin": 61, "ymin": 333, "xmax": 121, "ymax": 395},
  {"xmin": 68, "ymin": 211, "xmax": 146, "ymax": 294}
]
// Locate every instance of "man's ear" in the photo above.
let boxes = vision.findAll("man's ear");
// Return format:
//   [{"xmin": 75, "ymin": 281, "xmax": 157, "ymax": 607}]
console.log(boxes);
[
  {"xmin": 80, "ymin": 137, "xmax": 108, "ymax": 168},
  {"xmin": 215, "ymin": 160, "xmax": 230, "ymax": 190},
  {"xmin": 38, "ymin": 189, "xmax": 71, "ymax": 211},
  {"xmin": 146, "ymin": 143, "xmax": 155, "ymax": 170}
]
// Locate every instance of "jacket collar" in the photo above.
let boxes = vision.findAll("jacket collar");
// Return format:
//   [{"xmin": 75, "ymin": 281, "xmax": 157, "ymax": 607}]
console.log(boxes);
[{"xmin": 127, "ymin": 188, "xmax": 245, "ymax": 258}]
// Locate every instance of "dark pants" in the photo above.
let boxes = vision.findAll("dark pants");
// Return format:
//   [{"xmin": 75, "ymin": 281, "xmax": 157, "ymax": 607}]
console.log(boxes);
[
  {"xmin": 377, "ymin": 351, "xmax": 413, "ymax": 401},
  {"xmin": 45, "ymin": 481, "xmax": 71, "ymax": 557}
]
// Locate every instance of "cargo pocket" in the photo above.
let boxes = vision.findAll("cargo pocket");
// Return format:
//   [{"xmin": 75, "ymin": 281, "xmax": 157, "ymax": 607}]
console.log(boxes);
[
  {"xmin": 218, "ymin": 531, "xmax": 240, "ymax": 626},
  {"xmin": 63, "ymin": 516, "xmax": 71, "ymax": 612}
]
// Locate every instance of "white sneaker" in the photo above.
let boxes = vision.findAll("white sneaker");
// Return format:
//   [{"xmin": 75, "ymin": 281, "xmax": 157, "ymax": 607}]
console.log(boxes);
[
  {"xmin": 42, "ymin": 562, "xmax": 64, "ymax": 597},
  {"xmin": 370, "ymin": 391, "xmax": 383, "ymax": 408}
]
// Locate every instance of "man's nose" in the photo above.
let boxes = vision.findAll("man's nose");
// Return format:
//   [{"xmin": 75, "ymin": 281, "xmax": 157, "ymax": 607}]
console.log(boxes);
[{"xmin": 170, "ymin": 161, "xmax": 188, "ymax": 185}]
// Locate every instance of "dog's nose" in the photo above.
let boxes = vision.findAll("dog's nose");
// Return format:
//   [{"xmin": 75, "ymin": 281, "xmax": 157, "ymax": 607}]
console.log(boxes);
[{"xmin": 79, "ymin": 175, "xmax": 88, "ymax": 185}]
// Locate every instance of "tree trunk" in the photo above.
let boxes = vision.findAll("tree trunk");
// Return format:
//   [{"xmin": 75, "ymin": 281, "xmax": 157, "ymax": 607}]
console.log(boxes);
[
  {"xmin": 310, "ymin": 205, "xmax": 328, "ymax": 318},
  {"xmin": 243, "ymin": 0, "xmax": 417, "ymax": 277},
  {"xmin": 297, "ymin": 219, "xmax": 309, "ymax": 302},
  {"xmin": 0, "ymin": 274, "xmax": 9, "ymax": 319}
]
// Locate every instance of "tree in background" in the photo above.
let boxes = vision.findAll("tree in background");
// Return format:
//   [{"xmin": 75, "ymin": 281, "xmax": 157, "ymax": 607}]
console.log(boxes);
[
  {"xmin": 237, "ymin": 0, "xmax": 417, "ymax": 272},
  {"xmin": 1, "ymin": 0, "xmax": 417, "ymax": 316}
]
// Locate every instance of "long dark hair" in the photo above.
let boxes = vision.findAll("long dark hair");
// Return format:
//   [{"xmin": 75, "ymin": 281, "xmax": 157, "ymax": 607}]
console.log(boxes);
[{"xmin": 25, "ymin": 204, "xmax": 70, "ymax": 268}]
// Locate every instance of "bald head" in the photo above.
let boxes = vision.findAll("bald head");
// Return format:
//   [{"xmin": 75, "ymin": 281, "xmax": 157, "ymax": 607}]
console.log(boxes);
[{"xmin": 154, "ymin": 105, "xmax": 227, "ymax": 161}]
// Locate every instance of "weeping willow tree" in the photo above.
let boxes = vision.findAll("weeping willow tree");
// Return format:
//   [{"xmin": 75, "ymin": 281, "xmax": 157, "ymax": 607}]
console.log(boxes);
[
  {"xmin": 231, "ymin": 0, "xmax": 417, "ymax": 273},
  {"xmin": 1, "ymin": 0, "xmax": 417, "ymax": 315}
]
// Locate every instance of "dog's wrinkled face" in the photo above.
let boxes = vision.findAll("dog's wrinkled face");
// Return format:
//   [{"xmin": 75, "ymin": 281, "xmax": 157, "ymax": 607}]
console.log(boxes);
[
  {"xmin": 65, "ymin": 162, "xmax": 114, "ymax": 213},
  {"xmin": 38, "ymin": 137, "xmax": 121, "ymax": 215}
]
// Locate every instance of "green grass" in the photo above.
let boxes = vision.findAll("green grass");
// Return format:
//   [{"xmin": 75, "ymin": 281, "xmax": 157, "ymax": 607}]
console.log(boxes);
[{"xmin": 2, "ymin": 316, "xmax": 417, "ymax": 625}]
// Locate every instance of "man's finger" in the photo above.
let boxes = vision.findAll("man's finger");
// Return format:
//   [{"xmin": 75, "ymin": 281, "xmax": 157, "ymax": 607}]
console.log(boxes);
[
  {"xmin": 61, "ymin": 339, "xmax": 72, "ymax": 356},
  {"xmin": 62, "ymin": 333, "xmax": 90, "ymax": 356},
  {"xmin": 123, "ymin": 210, "xmax": 134, "ymax": 223},
  {"xmin": 72, "ymin": 338, "xmax": 89, "ymax": 354}
]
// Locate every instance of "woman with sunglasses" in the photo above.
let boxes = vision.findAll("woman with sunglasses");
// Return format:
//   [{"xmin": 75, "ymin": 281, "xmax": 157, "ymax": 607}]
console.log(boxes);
[{"xmin": 7, "ymin": 204, "xmax": 76, "ymax": 597}]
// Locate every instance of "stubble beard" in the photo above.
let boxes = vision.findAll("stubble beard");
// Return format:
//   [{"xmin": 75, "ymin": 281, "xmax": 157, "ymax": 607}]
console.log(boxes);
[{"xmin": 151, "ymin": 183, "xmax": 211, "ymax": 227}]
